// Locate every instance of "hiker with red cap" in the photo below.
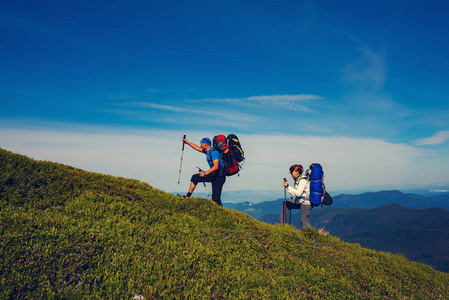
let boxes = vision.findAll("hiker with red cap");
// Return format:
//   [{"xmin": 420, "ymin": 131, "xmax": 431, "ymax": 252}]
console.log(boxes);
[{"xmin": 181, "ymin": 137, "xmax": 226, "ymax": 206}]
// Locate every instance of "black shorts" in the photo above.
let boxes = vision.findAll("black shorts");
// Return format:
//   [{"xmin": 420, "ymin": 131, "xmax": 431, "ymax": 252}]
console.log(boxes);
[{"xmin": 191, "ymin": 172, "xmax": 226, "ymax": 206}]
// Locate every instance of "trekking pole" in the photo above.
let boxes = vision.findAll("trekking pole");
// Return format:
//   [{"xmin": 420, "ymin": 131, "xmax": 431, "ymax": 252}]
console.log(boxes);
[
  {"xmin": 284, "ymin": 178, "xmax": 287, "ymax": 201},
  {"xmin": 196, "ymin": 167, "xmax": 210, "ymax": 198},
  {"xmin": 178, "ymin": 135, "xmax": 186, "ymax": 185},
  {"xmin": 283, "ymin": 178, "xmax": 287, "ymax": 224}
]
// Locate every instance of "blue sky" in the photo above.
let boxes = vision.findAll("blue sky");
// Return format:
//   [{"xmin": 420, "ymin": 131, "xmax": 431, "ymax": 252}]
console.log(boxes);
[{"xmin": 1, "ymin": 0, "xmax": 448, "ymax": 197}]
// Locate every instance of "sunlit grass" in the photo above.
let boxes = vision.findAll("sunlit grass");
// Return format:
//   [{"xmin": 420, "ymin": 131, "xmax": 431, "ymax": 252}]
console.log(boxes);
[{"xmin": 1, "ymin": 148, "xmax": 449, "ymax": 299}]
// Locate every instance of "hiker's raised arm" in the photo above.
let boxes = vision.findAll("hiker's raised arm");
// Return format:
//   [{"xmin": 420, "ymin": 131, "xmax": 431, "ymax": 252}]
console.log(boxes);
[{"xmin": 183, "ymin": 138, "xmax": 202, "ymax": 152}]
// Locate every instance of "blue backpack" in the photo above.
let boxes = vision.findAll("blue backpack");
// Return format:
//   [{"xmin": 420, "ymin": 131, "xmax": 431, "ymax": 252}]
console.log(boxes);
[{"xmin": 308, "ymin": 163, "xmax": 333, "ymax": 207}]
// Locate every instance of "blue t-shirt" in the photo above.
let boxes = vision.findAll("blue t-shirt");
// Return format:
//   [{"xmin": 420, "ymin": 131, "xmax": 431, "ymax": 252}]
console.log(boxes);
[{"xmin": 206, "ymin": 148, "xmax": 224, "ymax": 168}]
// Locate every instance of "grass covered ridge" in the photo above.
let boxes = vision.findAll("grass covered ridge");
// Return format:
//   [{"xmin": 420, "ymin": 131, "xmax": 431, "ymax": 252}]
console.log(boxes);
[{"xmin": 1, "ymin": 148, "xmax": 448, "ymax": 299}]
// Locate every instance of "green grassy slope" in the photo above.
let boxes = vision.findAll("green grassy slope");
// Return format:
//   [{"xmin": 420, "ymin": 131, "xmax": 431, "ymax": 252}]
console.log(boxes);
[{"xmin": 1, "ymin": 148, "xmax": 448, "ymax": 299}]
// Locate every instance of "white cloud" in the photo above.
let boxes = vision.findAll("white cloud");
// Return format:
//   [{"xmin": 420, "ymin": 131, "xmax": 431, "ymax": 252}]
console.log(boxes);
[
  {"xmin": 241, "ymin": 134, "xmax": 426, "ymax": 191},
  {"xmin": 2, "ymin": 126, "xmax": 445, "ymax": 198},
  {"xmin": 414, "ymin": 131, "xmax": 449, "ymax": 146}
]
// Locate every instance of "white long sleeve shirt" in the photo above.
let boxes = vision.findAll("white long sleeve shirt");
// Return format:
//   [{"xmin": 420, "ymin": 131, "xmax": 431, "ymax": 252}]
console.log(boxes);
[{"xmin": 286, "ymin": 175, "xmax": 311, "ymax": 205}]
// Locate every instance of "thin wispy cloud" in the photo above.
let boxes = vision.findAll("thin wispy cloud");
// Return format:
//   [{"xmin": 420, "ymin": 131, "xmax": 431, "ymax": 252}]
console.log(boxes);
[
  {"xmin": 414, "ymin": 131, "xmax": 449, "ymax": 146},
  {"xmin": 240, "ymin": 94, "xmax": 323, "ymax": 112},
  {"xmin": 188, "ymin": 94, "xmax": 323, "ymax": 113},
  {"xmin": 245, "ymin": 94, "xmax": 322, "ymax": 101},
  {"xmin": 127, "ymin": 102, "xmax": 188, "ymax": 113},
  {"xmin": 193, "ymin": 94, "xmax": 322, "ymax": 103},
  {"xmin": 118, "ymin": 94, "xmax": 324, "ymax": 123},
  {"xmin": 343, "ymin": 41, "xmax": 387, "ymax": 91},
  {"xmin": 148, "ymin": 88, "xmax": 162, "ymax": 93},
  {"xmin": 113, "ymin": 101, "xmax": 262, "ymax": 124}
]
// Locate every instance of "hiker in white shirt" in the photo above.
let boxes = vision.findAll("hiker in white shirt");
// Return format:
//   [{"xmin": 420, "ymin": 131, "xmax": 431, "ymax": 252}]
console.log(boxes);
[{"xmin": 279, "ymin": 164, "xmax": 313, "ymax": 228}]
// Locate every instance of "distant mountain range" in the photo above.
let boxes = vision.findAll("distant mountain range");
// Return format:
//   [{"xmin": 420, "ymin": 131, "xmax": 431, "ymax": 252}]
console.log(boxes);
[
  {"xmin": 223, "ymin": 190, "xmax": 449, "ymax": 273},
  {"xmin": 223, "ymin": 190, "xmax": 449, "ymax": 218},
  {"xmin": 218, "ymin": 188, "xmax": 449, "ymax": 204},
  {"xmin": 330, "ymin": 190, "xmax": 449, "ymax": 210}
]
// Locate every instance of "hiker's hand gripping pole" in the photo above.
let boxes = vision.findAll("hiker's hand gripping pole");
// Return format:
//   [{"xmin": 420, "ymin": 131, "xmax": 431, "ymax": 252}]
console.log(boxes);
[
  {"xmin": 284, "ymin": 178, "xmax": 287, "ymax": 200},
  {"xmin": 178, "ymin": 135, "xmax": 186, "ymax": 185},
  {"xmin": 196, "ymin": 167, "xmax": 210, "ymax": 198}
]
